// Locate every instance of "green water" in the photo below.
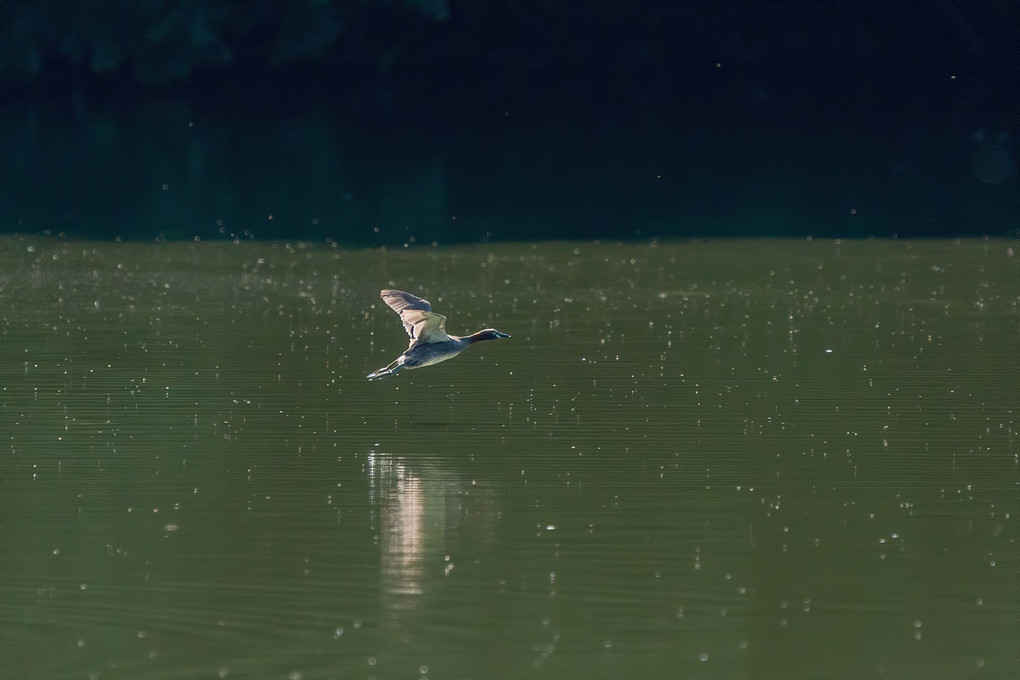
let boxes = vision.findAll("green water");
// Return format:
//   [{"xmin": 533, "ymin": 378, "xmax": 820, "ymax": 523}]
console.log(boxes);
[{"xmin": 1, "ymin": 237, "xmax": 1017, "ymax": 679}]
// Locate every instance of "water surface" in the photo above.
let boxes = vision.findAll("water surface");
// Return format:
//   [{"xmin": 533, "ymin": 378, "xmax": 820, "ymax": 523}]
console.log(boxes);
[{"xmin": 1, "ymin": 237, "xmax": 1016, "ymax": 678}]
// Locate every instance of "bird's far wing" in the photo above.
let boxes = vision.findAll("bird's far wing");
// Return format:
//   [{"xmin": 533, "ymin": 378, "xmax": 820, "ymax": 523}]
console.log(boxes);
[
  {"xmin": 401, "ymin": 309, "xmax": 450, "ymax": 345},
  {"xmin": 380, "ymin": 290, "xmax": 431, "ymax": 314}
]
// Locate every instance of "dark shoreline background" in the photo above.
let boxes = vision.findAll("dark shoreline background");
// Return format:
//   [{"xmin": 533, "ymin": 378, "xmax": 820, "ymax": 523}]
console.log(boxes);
[{"xmin": 3, "ymin": 0, "xmax": 1017, "ymax": 243}]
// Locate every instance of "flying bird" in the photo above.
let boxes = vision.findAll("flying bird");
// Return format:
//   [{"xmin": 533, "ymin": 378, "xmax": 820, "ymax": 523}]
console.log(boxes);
[{"xmin": 366, "ymin": 289, "xmax": 510, "ymax": 380}]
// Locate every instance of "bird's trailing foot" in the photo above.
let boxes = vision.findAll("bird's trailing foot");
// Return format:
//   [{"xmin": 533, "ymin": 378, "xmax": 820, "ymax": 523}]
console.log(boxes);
[{"xmin": 366, "ymin": 360, "xmax": 402, "ymax": 380}]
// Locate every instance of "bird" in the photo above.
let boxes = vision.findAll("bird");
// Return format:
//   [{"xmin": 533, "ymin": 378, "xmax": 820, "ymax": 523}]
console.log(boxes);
[{"xmin": 366, "ymin": 289, "xmax": 510, "ymax": 380}]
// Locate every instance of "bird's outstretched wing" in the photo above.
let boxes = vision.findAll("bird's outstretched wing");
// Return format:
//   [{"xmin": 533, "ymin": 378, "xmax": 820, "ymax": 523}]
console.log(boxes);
[
  {"xmin": 380, "ymin": 290, "xmax": 450, "ymax": 344},
  {"xmin": 399, "ymin": 309, "xmax": 450, "ymax": 345},
  {"xmin": 380, "ymin": 289, "xmax": 431, "ymax": 314}
]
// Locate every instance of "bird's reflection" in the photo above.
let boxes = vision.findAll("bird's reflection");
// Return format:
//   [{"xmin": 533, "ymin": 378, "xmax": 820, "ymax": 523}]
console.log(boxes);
[
  {"xmin": 366, "ymin": 450, "xmax": 493, "ymax": 625},
  {"xmin": 373, "ymin": 453, "xmax": 428, "ymax": 601}
]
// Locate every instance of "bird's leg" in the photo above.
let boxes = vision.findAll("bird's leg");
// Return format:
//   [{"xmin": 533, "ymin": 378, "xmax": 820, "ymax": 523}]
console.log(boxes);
[{"xmin": 366, "ymin": 359, "xmax": 403, "ymax": 380}]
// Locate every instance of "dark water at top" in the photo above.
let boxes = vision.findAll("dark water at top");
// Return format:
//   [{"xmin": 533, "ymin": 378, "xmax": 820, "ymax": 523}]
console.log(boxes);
[
  {"xmin": 5, "ymin": 95, "xmax": 1017, "ymax": 244},
  {"xmin": 1, "ymin": 237, "xmax": 1017, "ymax": 679}
]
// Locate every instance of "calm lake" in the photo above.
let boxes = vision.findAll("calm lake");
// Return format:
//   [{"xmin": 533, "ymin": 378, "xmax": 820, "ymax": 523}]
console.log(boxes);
[{"xmin": 1, "ymin": 237, "xmax": 1016, "ymax": 679}]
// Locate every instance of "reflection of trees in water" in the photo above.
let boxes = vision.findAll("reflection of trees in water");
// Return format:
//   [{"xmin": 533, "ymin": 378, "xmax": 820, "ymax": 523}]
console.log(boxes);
[
  {"xmin": 5, "ymin": 3, "xmax": 1019, "ymax": 242},
  {"xmin": 3, "ymin": 99, "xmax": 452, "ymax": 243}
]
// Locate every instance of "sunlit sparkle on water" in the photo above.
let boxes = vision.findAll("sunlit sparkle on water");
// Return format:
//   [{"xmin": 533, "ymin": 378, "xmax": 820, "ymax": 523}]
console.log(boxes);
[{"xmin": 0, "ymin": 237, "xmax": 1016, "ymax": 678}]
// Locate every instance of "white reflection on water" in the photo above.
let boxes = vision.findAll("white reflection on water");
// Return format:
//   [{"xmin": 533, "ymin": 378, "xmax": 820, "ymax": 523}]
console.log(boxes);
[
  {"xmin": 369, "ymin": 451, "xmax": 428, "ymax": 602},
  {"xmin": 367, "ymin": 449, "xmax": 490, "ymax": 626}
]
